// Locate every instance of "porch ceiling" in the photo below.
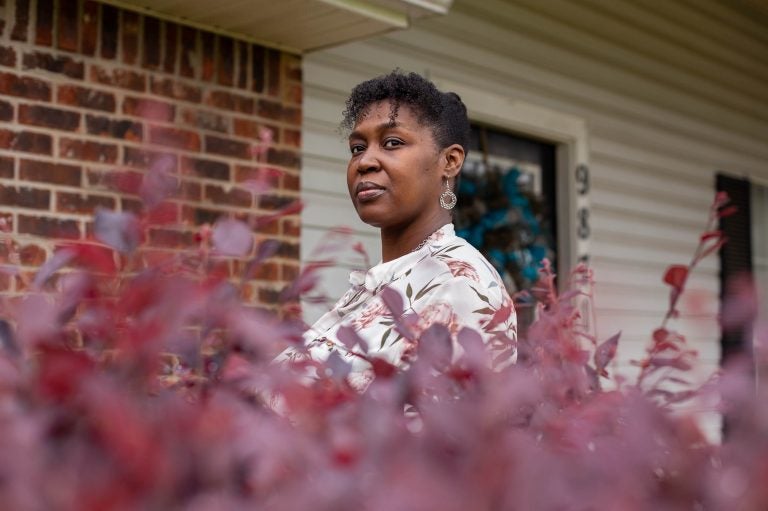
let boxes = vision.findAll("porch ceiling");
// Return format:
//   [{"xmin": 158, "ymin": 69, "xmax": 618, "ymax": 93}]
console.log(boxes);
[{"xmin": 102, "ymin": 0, "xmax": 453, "ymax": 54}]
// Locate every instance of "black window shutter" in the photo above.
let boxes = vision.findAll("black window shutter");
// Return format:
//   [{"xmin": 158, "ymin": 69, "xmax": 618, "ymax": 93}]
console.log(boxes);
[{"xmin": 716, "ymin": 173, "xmax": 753, "ymax": 364}]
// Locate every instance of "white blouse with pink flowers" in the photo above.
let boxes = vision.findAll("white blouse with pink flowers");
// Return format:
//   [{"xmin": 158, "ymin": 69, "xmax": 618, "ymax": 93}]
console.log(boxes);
[{"xmin": 293, "ymin": 223, "xmax": 517, "ymax": 390}]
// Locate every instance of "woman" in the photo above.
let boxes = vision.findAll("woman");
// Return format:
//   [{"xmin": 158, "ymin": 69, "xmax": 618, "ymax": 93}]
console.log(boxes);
[{"xmin": 294, "ymin": 71, "xmax": 516, "ymax": 390}]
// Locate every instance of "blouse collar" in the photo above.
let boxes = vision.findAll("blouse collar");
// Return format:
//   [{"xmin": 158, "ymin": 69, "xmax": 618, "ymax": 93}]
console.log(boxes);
[{"xmin": 349, "ymin": 223, "xmax": 456, "ymax": 291}]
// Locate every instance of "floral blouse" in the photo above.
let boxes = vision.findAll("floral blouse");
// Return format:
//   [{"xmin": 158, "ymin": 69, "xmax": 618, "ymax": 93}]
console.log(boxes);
[{"xmin": 291, "ymin": 223, "xmax": 517, "ymax": 390}]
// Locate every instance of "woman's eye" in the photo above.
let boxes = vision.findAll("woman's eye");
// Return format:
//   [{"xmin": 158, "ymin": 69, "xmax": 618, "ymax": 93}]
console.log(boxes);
[
  {"xmin": 350, "ymin": 145, "xmax": 365, "ymax": 155},
  {"xmin": 383, "ymin": 139, "xmax": 403, "ymax": 148}
]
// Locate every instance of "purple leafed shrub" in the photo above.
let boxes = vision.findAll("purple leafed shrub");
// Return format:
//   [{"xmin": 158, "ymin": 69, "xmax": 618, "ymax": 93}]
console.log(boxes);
[{"xmin": 0, "ymin": 183, "xmax": 765, "ymax": 510}]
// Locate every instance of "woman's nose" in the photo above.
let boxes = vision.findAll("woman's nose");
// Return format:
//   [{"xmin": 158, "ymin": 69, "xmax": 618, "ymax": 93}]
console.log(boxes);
[{"xmin": 356, "ymin": 150, "xmax": 380, "ymax": 174}]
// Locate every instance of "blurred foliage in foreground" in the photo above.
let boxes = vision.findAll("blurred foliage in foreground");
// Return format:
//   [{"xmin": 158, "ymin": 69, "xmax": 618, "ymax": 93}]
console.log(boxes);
[{"xmin": 0, "ymin": 179, "xmax": 765, "ymax": 511}]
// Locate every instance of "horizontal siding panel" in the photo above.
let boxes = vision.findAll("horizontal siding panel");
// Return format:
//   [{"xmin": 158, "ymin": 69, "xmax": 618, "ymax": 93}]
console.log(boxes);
[
  {"xmin": 590, "ymin": 160, "xmax": 713, "ymax": 204},
  {"xmin": 300, "ymin": 0, "xmax": 765, "ymax": 398},
  {"xmin": 301, "ymin": 190, "xmax": 369, "ymax": 232},
  {"xmin": 302, "ymin": 131, "xmax": 348, "ymax": 178},
  {"xmin": 592, "ymin": 282, "xmax": 719, "ymax": 316},
  {"xmin": 590, "ymin": 192, "xmax": 714, "ymax": 231},
  {"xmin": 508, "ymin": 0, "xmax": 768, "ymax": 103},
  {"xmin": 416, "ymin": 10, "xmax": 768, "ymax": 139},
  {"xmin": 578, "ymin": 0, "xmax": 768, "ymax": 82}
]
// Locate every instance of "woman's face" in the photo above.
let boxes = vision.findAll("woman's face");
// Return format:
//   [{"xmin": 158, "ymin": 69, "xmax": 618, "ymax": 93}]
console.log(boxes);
[{"xmin": 346, "ymin": 101, "xmax": 451, "ymax": 230}]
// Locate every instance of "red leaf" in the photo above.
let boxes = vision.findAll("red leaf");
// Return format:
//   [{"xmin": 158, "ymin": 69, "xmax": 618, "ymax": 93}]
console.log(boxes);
[
  {"xmin": 717, "ymin": 205, "xmax": 737, "ymax": 218},
  {"xmin": 699, "ymin": 230, "xmax": 722, "ymax": 242},
  {"xmin": 652, "ymin": 328, "xmax": 668, "ymax": 344},
  {"xmin": 68, "ymin": 243, "xmax": 117, "ymax": 274},
  {"xmin": 94, "ymin": 208, "xmax": 142, "ymax": 254},
  {"xmin": 370, "ymin": 357, "xmax": 397, "ymax": 379},
  {"xmin": 663, "ymin": 265, "xmax": 688, "ymax": 290},
  {"xmin": 594, "ymin": 332, "xmax": 619, "ymax": 376},
  {"xmin": 212, "ymin": 218, "xmax": 253, "ymax": 256}
]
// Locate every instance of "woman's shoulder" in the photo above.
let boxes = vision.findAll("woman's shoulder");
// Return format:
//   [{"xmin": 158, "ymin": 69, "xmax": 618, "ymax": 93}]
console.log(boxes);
[{"xmin": 427, "ymin": 233, "xmax": 506, "ymax": 288}]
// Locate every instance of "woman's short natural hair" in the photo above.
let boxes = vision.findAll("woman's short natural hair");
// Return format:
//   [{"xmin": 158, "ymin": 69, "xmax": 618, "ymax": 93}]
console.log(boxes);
[{"xmin": 341, "ymin": 70, "xmax": 470, "ymax": 155}]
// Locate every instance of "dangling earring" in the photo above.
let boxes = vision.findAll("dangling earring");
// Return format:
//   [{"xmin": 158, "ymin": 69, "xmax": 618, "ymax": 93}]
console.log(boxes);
[{"xmin": 439, "ymin": 177, "xmax": 457, "ymax": 210}]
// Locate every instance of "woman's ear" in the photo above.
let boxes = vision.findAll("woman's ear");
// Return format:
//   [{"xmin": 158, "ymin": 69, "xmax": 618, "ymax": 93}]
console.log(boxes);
[{"xmin": 443, "ymin": 143, "xmax": 465, "ymax": 179}]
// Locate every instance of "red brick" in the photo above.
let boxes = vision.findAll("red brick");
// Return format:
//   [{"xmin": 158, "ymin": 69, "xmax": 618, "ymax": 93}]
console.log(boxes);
[
  {"xmin": 20, "ymin": 159, "xmax": 81, "ymax": 186},
  {"xmin": 59, "ymin": 138, "xmax": 118, "ymax": 163},
  {"xmin": 0, "ymin": 156, "xmax": 13, "ymax": 178},
  {"xmin": 257, "ymin": 99, "xmax": 300, "ymax": 124},
  {"xmin": 0, "ymin": 273, "xmax": 11, "ymax": 292},
  {"xmin": 18, "ymin": 215, "xmax": 80, "ymax": 239},
  {"xmin": 0, "ymin": 45, "xmax": 16, "ymax": 67},
  {"xmin": 181, "ymin": 108, "xmax": 228, "ymax": 133},
  {"xmin": 205, "ymin": 135, "xmax": 250, "ymax": 160},
  {"xmin": 283, "ymin": 82, "xmax": 302, "ymax": 105},
  {"xmin": 282, "ymin": 172, "xmax": 300, "ymax": 192},
  {"xmin": 266, "ymin": 147, "xmax": 300, "ymax": 168},
  {"xmin": 150, "ymin": 77, "xmax": 201, "ymax": 102},
  {"xmin": 284, "ymin": 54, "xmax": 302, "ymax": 81},
  {"xmin": 148, "ymin": 228, "xmax": 194, "ymax": 249},
  {"xmin": 142, "ymin": 17, "xmax": 160, "ymax": 69},
  {"xmin": 100, "ymin": 5, "xmax": 118, "ymax": 59},
  {"xmin": 123, "ymin": 147, "xmax": 177, "ymax": 171},
  {"xmin": 181, "ymin": 156, "xmax": 229, "ymax": 180},
  {"xmin": 58, "ymin": 85, "xmax": 116, "ymax": 112},
  {"xmin": 35, "ymin": 0, "xmax": 53, "ymax": 46},
  {"xmin": 0, "ymin": 100, "xmax": 12, "ymax": 121},
  {"xmin": 218, "ymin": 36, "xmax": 234, "ymax": 86},
  {"xmin": 85, "ymin": 114, "xmax": 142, "ymax": 141},
  {"xmin": 149, "ymin": 125, "xmax": 200, "ymax": 151},
  {"xmin": 283, "ymin": 128, "xmax": 301, "ymax": 147},
  {"xmin": 234, "ymin": 165, "xmax": 281, "ymax": 188},
  {"xmin": 11, "ymin": 0, "xmax": 30, "ymax": 41},
  {"xmin": 0, "ymin": 72, "xmax": 51, "ymax": 101},
  {"xmin": 205, "ymin": 90, "xmax": 254, "ymax": 114},
  {"xmin": 201, "ymin": 32, "xmax": 215, "ymax": 81},
  {"xmin": 81, "ymin": 1, "xmax": 99, "ymax": 56},
  {"xmin": 181, "ymin": 180, "xmax": 202, "ymax": 201},
  {"xmin": 236, "ymin": 41, "xmax": 248, "ymax": 89},
  {"xmin": 259, "ymin": 194, "xmax": 294, "ymax": 211},
  {"xmin": 205, "ymin": 184, "xmax": 252, "ymax": 208},
  {"xmin": 258, "ymin": 287, "xmax": 280, "ymax": 304},
  {"xmin": 265, "ymin": 49, "xmax": 281, "ymax": 97},
  {"xmin": 163, "ymin": 22, "xmax": 178, "ymax": 73},
  {"xmin": 19, "ymin": 243, "xmax": 47, "ymax": 266},
  {"xmin": 0, "ymin": 130, "xmax": 52, "ymax": 155},
  {"xmin": 282, "ymin": 262, "xmax": 299, "ymax": 281},
  {"xmin": 19, "ymin": 104, "xmax": 80, "ymax": 131},
  {"xmin": 182, "ymin": 205, "xmax": 220, "ymax": 225},
  {"xmin": 0, "ymin": 185, "xmax": 49, "ymax": 209},
  {"xmin": 121, "ymin": 197, "xmax": 143, "ymax": 214},
  {"xmin": 121, "ymin": 11, "xmax": 140, "ymax": 65},
  {"xmin": 179, "ymin": 26, "xmax": 197, "ymax": 78},
  {"xmin": 90, "ymin": 65, "xmax": 146, "ymax": 91},
  {"xmin": 276, "ymin": 241, "xmax": 299, "ymax": 259},
  {"xmin": 281, "ymin": 217, "xmax": 300, "ymax": 237},
  {"xmin": 22, "ymin": 51, "xmax": 84, "ymax": 79},
  {"xmin": 251, "ymin": 45, "xmax": 264, "ymax": 93},
  {"xmin": 123, "ymin": 96, "xmax": 174, "ymax": 121},
  {"xmin": 57, "ymin": 0, "xmax": 79, "ymax": 51},
  {"xmin": 233, "ymin": 119, "xmax": 278, "ymax": 141},
  {"xmin": 252, "ymin": 261, "xmax": 279, "ymax": 281},
  {"xmin": 56, "ymin": 191, "xmax": 116, "ymax": 214}
]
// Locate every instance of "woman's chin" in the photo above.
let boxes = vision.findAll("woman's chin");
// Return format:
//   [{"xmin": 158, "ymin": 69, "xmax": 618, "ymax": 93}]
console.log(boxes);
[{"xmin": 354, "ymin": 205, "xmax": 388, "ymax": 228}]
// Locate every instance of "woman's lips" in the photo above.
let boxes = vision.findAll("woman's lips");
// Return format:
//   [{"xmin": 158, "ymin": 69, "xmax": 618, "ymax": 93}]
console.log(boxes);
[
  {"xmin": 357, "ymin": 188, "xmax": 385, "ymax": 202},
  {"xmin": 355, "ymin": 182, "xmax": 385, "ymax": 202}
]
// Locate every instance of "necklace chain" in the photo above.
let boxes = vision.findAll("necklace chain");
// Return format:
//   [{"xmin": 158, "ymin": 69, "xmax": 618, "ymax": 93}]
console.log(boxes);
[{"xmin": 411, "ymin": 225, "xmax": 444, "ymax": 253}]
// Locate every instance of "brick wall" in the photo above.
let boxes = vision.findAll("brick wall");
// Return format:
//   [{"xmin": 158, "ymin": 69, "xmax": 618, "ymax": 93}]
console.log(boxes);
[{"xmin": 0, "ymin": 0, "xmax": 302, "ymax": 308}]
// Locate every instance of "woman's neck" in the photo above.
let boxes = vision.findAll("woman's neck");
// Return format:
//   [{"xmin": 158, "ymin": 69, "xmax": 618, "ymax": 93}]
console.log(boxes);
[{"xmin": 380, "ymin": 213, "xmax": 451, "ymax": 262}]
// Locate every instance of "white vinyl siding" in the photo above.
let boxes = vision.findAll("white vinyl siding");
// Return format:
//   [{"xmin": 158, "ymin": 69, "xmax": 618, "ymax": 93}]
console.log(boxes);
[{"xmin": 300, "ymin": 0, "xmax": 768, "ymax": 439}]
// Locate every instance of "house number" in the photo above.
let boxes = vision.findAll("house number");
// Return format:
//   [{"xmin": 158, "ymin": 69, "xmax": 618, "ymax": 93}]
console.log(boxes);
[{"xmin": 575, "ymin": 164, "xmax": 589, "ymax": 195}]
